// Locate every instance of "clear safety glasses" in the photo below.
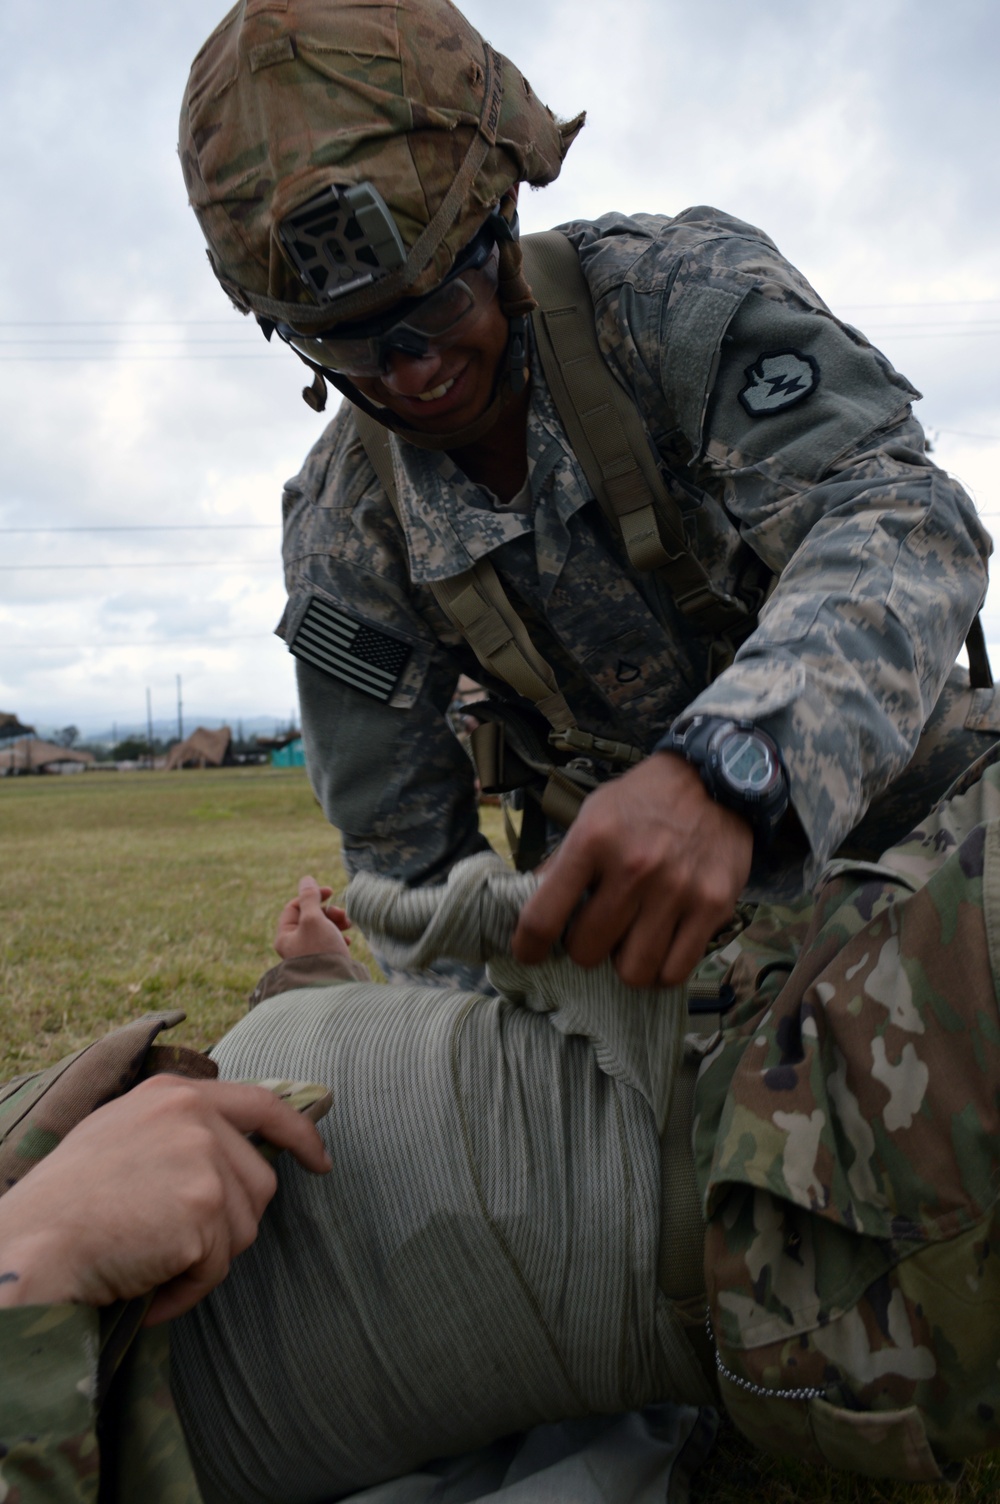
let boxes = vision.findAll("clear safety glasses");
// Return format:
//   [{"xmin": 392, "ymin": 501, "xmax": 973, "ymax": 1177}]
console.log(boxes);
[{"xmin": 275, "ymin": 242, "xmax": 500, "ymax": 379}]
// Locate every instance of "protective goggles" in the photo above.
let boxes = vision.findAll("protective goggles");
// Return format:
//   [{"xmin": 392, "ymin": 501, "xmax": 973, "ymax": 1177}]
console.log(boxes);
[{"xmin": 274, "ymin": 239, "xmax": 499, "ymax": 379}]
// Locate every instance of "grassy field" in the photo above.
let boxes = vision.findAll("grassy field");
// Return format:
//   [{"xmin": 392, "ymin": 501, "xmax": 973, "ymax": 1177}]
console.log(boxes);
[
  {"xmin": 0, "ymin": 766, "xmax": 372, "ymax": 1074},
  {"xmin": 2, "ymin": 767, "xmax": 997, "ymax": 1501}
]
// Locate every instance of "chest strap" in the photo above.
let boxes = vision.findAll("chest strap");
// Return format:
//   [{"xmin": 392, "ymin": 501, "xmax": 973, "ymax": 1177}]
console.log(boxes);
[
  {"xmin": 354, "ymin": 413, "xmax": 574, "ymax": 729},
  {"xmin": 354, "ymin": 412, "xmax": 604, "ymax": 860},
  {"xmin": 354, "ymin": 413, "xmax": 643, "ymax": 862},
  {"xmin": 521, "ymin": 232, "xmax": 752, "ymax": 639}
]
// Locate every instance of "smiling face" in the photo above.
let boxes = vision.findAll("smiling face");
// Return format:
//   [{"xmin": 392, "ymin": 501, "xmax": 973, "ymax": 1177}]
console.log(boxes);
[
  {"xmin": 277, "ymin": 197, "xmax": 522, "ymax": 438},
  {"xmin": 349, "ymin": 292, "xmax": 512, "ymax": 434}
]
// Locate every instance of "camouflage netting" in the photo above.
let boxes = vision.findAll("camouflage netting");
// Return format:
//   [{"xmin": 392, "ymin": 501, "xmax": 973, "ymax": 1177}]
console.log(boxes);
[{"xmin": 179, "ymin": 0, "xmax": 584, "ymax": 327}]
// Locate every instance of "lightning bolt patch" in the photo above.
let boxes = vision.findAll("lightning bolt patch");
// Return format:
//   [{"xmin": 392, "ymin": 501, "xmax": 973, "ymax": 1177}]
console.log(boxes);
[{"xmin": 739, "ymin": 350, "xmax": 819, "ymax": 417}]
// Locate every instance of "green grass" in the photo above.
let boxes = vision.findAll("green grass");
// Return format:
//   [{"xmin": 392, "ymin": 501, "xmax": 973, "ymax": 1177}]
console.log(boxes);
[
  {"xmin": 2, "ymin": 768, "xmax": 997, "ymax": 1499},
  {"xmin": 0, "ymin": 766, "xmax": 368, "ymax": 1074}
]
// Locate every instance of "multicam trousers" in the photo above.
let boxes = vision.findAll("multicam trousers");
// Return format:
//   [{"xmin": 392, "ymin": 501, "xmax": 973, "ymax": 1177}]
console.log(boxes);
[{"xmin": 695, "ymin": 742, "xmax": 1000, "ymax": 1480}]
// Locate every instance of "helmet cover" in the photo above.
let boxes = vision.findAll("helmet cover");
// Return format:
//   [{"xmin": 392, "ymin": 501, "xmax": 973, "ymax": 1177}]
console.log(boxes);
[{"xmin": 179, "ymin": 0, "xmax": 584, "ymax": 327}]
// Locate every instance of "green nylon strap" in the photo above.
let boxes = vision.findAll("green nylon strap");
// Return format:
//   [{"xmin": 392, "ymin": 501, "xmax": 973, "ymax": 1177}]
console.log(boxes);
[
  {"xmin": 441, "ymin": 571, "xmax": 577, "ymax": 732},
  {"xmin": 522, "ymin": 231, "xmax": 751, "ymax": 637}
]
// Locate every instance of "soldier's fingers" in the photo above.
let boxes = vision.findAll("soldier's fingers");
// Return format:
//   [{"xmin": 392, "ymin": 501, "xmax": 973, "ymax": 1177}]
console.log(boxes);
[
  {"xmin": 212, "ymin": 1081, "xmax": 332, "ymax": 1175},
  {"xmin": 322, "ymin": 904, "xmax": 351, "ymax": 931},
  {"xmin": 143, "ymin": 1129, "xmax": 274, "ymax": 1325},
  {"xmin": 608, "ymin": 901, "xmax": 682, "ymax": 989},
  {"xmin": 215, "ymin": 1119, "xmax": 284, "ymax": 1222},
  {"xmin": 657, "ymin": 911, "xmax": 715, "ymax": 988},
  {"xmin": 561, "ymin": 879, "xmax": 642, "ymax": 970},
  {"xmin": 149, "ymin": 1143, "xmax": 278, "ymax": 1323},
  {"xmin": 512, "ymin": 844, "xmax": 599, "ymax": 963},
  {"xmin": 145, "ymin": 1240, "xmax": 237, "ymax": 1326},
  {"xmin": 147, "ymin": 1272, "xmax": 220, "ymax": 1325}
]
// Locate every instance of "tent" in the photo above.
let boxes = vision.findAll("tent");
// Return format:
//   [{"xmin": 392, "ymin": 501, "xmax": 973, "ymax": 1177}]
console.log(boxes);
[{"xmin": 165, "ymin": 726, "xmax": 234, "ymax": 770}]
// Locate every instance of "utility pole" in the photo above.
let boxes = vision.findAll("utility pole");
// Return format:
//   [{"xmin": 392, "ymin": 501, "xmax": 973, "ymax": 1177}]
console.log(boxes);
[
  {"xmin": 176, "ymin": 674, "xmax": 184, "ymax": 743},
  {"xmin": 146, "ymin": 688, "xmax": 154, "ymax": 768}
]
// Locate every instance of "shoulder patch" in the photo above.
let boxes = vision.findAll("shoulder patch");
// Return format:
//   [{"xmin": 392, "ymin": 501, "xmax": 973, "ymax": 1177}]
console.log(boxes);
[
  {"xmin": 739, "ymin": 350, "xmax": 819, "ymax": 418},
  {"xmin": 288, "ymin": 595, "xmax": 411, "ymax": 701}
]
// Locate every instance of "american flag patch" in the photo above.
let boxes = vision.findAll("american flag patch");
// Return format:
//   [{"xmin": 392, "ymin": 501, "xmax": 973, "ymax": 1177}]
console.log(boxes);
[{"xmin": 289, "ymin": 596, "xmax": 411, "ymax": 702}]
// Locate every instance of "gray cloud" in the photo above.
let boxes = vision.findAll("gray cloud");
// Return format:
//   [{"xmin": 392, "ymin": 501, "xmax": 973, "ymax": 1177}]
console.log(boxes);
[{"xmin": 1, "ymin": 0, "xmax": 998, "ymax": 731}]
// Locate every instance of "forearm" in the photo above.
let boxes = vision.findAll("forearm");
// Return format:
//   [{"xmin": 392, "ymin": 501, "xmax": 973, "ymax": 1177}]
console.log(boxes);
[{"xmin": 686, "ymin": 445, "xmax": 988, "ymax": 888}]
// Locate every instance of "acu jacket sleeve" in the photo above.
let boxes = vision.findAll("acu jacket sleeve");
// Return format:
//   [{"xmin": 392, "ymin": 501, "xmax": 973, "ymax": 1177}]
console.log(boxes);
[{"xmin": 578, "ymin": 209, "xmax": 991, "ymax": 887}]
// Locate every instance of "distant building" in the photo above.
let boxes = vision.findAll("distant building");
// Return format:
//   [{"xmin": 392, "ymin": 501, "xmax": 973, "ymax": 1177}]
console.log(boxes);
[
  {"xmin": 0, "ymin": 711, "xmax": 36, "ymax": 745},
  {"xmin": 0, "ymin": 738, "xmax": 94, "ymax": 775},
  {"xmin": 165, "ymin": 726, "xmax": 234, "ymax": 770},
  {"xmin": 270, "ymin": 736, "xmax": 305, "ymax": 769}
]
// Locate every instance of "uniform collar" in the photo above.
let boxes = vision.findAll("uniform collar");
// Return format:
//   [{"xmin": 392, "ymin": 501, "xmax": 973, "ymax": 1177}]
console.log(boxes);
[{"xmin": 385, "ymin": 334, "xmax": 595, "ymax": 587}]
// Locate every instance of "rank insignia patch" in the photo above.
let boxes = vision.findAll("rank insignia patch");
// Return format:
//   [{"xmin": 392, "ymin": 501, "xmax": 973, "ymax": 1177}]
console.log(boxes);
[
  {"xmin": 289, "ymin": 596, "xmax": 411, "ymax": 701},
  {"xmin": 739, "ymin": 349, "xmax": 819, "ymax": 417}
]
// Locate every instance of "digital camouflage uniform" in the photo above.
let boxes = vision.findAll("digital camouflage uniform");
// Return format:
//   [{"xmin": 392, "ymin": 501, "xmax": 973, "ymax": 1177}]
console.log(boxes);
[{"xmin": 283, "ymin": 208, "xmax": 998, "ymax": 954}]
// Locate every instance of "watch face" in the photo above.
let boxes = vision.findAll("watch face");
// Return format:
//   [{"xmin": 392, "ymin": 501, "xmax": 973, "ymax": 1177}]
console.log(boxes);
[{"xmin": 715, "ymin": 728, "xmax": 779, "ymax": 798}]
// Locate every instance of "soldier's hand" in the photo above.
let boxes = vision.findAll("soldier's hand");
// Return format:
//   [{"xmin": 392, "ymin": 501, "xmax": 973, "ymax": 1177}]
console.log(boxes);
[
  {"xmin": 512, "ymin": 752, "xmax": 753, "ymax": 986},
  {"xmin": 275, "ymin": 874, "xmax": 352, "ymax": 960},
  {"xmin": 0, "ymin": 1076, "xmax": 331, "ymax": 1323}
]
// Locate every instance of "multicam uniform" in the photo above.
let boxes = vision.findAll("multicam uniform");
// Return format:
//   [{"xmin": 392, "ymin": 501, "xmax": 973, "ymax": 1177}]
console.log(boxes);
[
  {"xmin": 694, "ymin": 742, "xmax": 1000, "ymax": 1479},
  {"xmin": 281, "ymin": 207, "xmax": 997, "ymax": 931}
]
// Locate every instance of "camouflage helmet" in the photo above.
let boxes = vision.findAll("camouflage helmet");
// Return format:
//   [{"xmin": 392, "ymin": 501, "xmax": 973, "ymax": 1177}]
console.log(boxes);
[{"xmin": 179, "ymin": 0, "xmax": 584, "ymax": 330}]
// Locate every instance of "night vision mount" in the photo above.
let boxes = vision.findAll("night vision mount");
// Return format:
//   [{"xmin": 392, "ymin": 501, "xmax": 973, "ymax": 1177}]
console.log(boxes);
[{"xmin": 278, "ymin": 182, "xmax": 407, "ymax": 304}]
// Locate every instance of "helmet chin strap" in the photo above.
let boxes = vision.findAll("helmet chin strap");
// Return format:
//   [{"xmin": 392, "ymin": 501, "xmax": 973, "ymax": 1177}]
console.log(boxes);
[{"xmin": 291, "ymin": 312, "xmax": 530, "ymax": 452}]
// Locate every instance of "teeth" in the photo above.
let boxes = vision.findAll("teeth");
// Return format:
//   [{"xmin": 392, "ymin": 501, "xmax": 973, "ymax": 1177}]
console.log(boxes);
[{"xmin": 416, "ymin": 378, "xmax": 456, "ymax": 402}]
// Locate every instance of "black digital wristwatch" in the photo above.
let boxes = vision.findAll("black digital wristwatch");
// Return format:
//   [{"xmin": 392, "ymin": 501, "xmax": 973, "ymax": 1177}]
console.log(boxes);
[{"xmin": 657, "ymin": 715, "xmax": 789, "ymax": 862}]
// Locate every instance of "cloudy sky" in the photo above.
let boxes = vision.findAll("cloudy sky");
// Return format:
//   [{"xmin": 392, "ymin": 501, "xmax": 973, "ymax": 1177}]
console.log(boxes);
[{"xmin": 2, "ymin": 0, "xmax": 998, "ymax": 739}]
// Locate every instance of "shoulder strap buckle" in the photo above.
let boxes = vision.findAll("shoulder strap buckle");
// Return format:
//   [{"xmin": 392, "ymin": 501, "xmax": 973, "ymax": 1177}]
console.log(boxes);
[{"xmin": 549, "ymin": 725, "xmax": 644, "ymax": 766}]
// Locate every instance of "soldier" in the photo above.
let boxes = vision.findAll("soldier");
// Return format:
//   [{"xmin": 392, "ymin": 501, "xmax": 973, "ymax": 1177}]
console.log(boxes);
[{"xmin": 179, "ymin": 0, "xmax": 1000, "ymax": 991}]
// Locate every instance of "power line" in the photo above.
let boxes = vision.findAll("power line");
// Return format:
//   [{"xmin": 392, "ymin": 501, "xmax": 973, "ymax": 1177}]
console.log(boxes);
[
  {"xmin": 838, "ymin": 299, "xmax": 1000, "ymax": 310},
  {"xmin": 0, "ymin": 338, "xmax": 260, "ymax": 346},
  {"xmin": 0, "ymin": 560, "xmax": 278, "ymax": 570},
  {"xmin": 2, "ymin": 299, "xmax": 997, "ymax": 325},
  {"xmin": 865, "ymin": 321, "xmax": 1000, "ymax": 331},
  {"xmin": 0, "ymin": 523, "xmax": 279, "ymax": 533},
  {"xmin": 934, "ymin": 428, "xmax": 1000, "ymax": 443},
  {"xmin": 0, "ymin": 319, "xmax": 241, "ymax": 327},
  {"xmin": 0, "ymin": 332, "xmax": 997, "ymax": 365},
  {"xmin": 864, "ymin": 330, "xmax": 1000, "ymax": 340},
  {"xmin": 0, "ymin": 354, "xmax": 272, "ymax": 363},
  {"xmin": 8, "ymin": 633, "xmax": 276, "ymax": 650}
]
